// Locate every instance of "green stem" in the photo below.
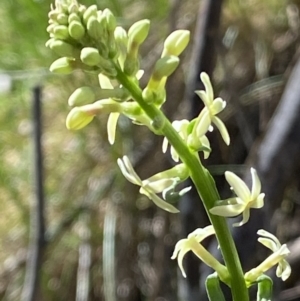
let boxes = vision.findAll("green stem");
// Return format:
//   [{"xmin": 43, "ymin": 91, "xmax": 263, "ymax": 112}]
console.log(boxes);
[{"xmin": 116, "ymin": 68, "xmax": 249, "ymax": 301}]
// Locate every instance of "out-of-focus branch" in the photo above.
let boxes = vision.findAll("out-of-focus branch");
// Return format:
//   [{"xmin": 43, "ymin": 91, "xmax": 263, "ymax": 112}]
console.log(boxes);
[
  {"xmin": 76, "ymin": 214, "xmax": 92, "ymax": 301},
  {"xmin": 21, "ymin": 86, "xmax": 46, "ymax": 301}
]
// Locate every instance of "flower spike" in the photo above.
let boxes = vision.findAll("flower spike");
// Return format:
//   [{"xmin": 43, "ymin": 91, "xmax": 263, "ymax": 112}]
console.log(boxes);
[{"xmin": 210, "ymin": 168, "xmax": 265, "ymax": 227}]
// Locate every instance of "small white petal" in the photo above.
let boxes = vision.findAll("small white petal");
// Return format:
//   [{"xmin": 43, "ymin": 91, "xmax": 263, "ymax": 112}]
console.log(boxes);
[
  {"xmin": 251, "ymin": 193, "xmax": 265, "ymax": 209},
  {"xmin": 258, "ymin": 237, "xmax": 277, "ymax": 252},
  {"xmin": 225, "ymin": 171, "xmax": 251, "ymax": 201},
  {"xmin": 210, "ymin": 203, "xmax": 245, "ymax": 217},
  {"xmin": 140, "ymin": 187, "xmax": 179, "ymax": 213},
  {"xmin": 200, "ymin": 72, "xmax": 214, "ymax": 103},
  {"xmin": 99, "ymin": 73, "xmax": 114, "ymax": 89},
  {"xmin": 233, "ymin": 208, "xmax": 250, "ymax": 227},
  {"xmin": 277, "ymin": 260, "xmax": 291, "ymax": 281},
  {"xmin": 136, "ymin": 69, "xmax": 144, "ymax": 80},
  {"xmin": 107, "ymin": 112, "xmax": 120, "ymax": 145},
  {"xmin": 257, "ymin": 230, "xmax": 281, "ymax": 248},
  {"xmin": 250, "ymin": 168, "xmax": 262, "ymax": 200},
  {"xmin": 211, "ymin": 98, "xmax": 226, "ymax": 115},
  {"xmin": 178, "ymin": 186, "xmax": 192, "ymax": 196},
  {"xmin": 162, "ymin": 137, "xmax": 169, "ymax": 153},
  {"xmin": 170, "ymin": 146, "xmax": 179, "ymax": 162},
  {"xmin": 195, "ymin": 90, "xmax": 211, "ymax": 107},
  {"xmin": 189, "ymin": 225, "xmax": 215, "ymax": 242},
  {"xmin": 117, "ymin": 158, "xmax": 141, "ymax": 185},
  {"xmin": 196, "ymin": 110, "xmax": 211, "ymax": 137},
  {"xmin": 143, "ymin": 178, "xmax": 174, "ymax": 193},
  {"xmin": 212, "ymin": 116, "xmax": 230, "ymax": 145}
]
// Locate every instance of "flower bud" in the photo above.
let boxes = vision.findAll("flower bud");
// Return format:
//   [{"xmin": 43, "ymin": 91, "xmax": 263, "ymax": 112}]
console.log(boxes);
[
  {"xmin": 49, "ymin": 40, "xmax": 75, "ymax": 57},
  {"xmin": 53, "ymin": 25, "xmax": 69, "ymax": 40},
  {"xmin": 68, "ymin": 20, "xmax": 85, "ymax": 40},
  {"xmin": 68, "ymin": 3, "xmax": 79, "ymax": 14},
  {"xmin": 114, "ymin": 26, "xmax": 128, "ymax": 66},
  {"xmin": 68, "ymin": 87, "xmax": 95, "ymax": 106},
  {"xmin": 56, "ymin": 13, "xmax": 68, "ymax": 25},
  {"xmin": 83, "ymin": 5, "xmax": 98, "ymax": 25},
  {"xmin": 87, "ymin": 16, "xmax": 103, "ymax": 40},
  {"xmin": 78, "ymin": 5, "xmax": 86, "ymax": 15},
  {"xmin": 162, "ymin": 30, "xmax": 190, "ymax": 57},
  {"xmin": 66, "ymin": 106, "xmax": 95, "ymax": 130},
  {"xmin": 103, "ymin": 8, "xmax": 116, "ymax": 32},
  {"xmin": 151, "ymin": 56, "xmax": 179, "ymax": 82},
  {"xmin": 50, "ymin": 57, "xmax": 76, "ymax": 74},
  {"xmin": 128, "ymin": 19, "xmax": 150, "ymax": 46},
  {"xmin": 80, "ymin": 47, "xmax": 101, "ymax": 66},
  {"xmin": 47, "ymin": 24, "xmax": 56, "ymax": 34},
  {"xmin": 68, "ymin": 12, "xmax": 81, "ymax": 24}
]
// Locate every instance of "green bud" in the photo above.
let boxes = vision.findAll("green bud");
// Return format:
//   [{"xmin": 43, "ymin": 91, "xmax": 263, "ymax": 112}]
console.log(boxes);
[
  {"xmin": 69, "ymin": 20, "xmax": 85, "ymax": 40},
  {"xmin": 78, "ymin": 5, "xmax": 86, "ymax": 15},
  {"xmin": 53, "ymin": 25, "xmax": 69, "ymax": 39},
  {"xmin": 152, "ymin": 56, "xmax": 179, "ymax": 81},
  {"xmin": 205, "ymin": 273, "xmax": 226, "ymax": 301},
  {"xmin": 57, "ymin": 13, "xmax": 68, "ymax": 25},
  {"xmin": 142, "ymin": 86, "xmax": 166, "ymax": 104},
  {"xmin": 80, "ymin": 47, "xmax": 101, "ymax": 66},
  {"xmin": 66, "ymin": 106, "xmax": 95, "ymax": 130},
  {"xmin": 48, "ymin": 10, "xmax": 59, "ymax": 22},
  {"xmin": 47, "ymin": 23, "xmax": 56, "ymax": 34},
  {"xmin": 68, "ymin": 87, "xmax": 95, "ymax": 106},
  {"xmin": 114, "ymin": 26, "xmax": 128, "ymax": 67},
  {"xmin": 49, "ymin": 40, "xmax": 75, "ymax": 57},
  {"xmin": 45, "ymin": 38, "xmax": 55, "ymax": 48},
  {"xmin": 49, "ymin": 57, "xmax": 76, "ymax": 74},
  {"xmin": 103, "ymin": 8, "xmax": 116, "ymax": 32},
  {"xmin": 68, "ymin": 3, "xmax": 79, "ymax": 14},
  {"xmin": 128, "ymin": 19, "xmax": 150, "ymax": 46},
  {"xmin": 87, "ymin": 16, "xmax": 103, "ymax": 40},
  {"xmin": 83, "ymin": 5, "xmax": 98, "ymax": 25},
  {"xmin": 68, "ymin": 12, "xmax": 81, "ymax": 23},
  {"xmin": 162, "ymin": 30, "xmax": 190, "ymax": 57}
]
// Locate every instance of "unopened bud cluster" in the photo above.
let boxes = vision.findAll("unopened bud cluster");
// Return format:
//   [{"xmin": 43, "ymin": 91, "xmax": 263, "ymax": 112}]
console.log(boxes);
[{"xmin": 47, "ymin": 0, "xmax": 191, "ymax": 135}]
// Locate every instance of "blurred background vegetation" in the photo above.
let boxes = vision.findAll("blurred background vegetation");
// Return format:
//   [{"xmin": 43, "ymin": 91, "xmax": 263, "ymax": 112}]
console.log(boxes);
[{"xmin": 1, "ymin": 0, "xmax": 300, "ymax": 300}]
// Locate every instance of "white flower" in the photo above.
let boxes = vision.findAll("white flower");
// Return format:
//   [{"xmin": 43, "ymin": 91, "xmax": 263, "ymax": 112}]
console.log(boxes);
[
  {"xmin": 210, "ymin": 168, "xmax": 265, "ymax": 227},
  {"xmin": 245, "ymin": 230, "xmax": 291, "ymax": 283},
  {"xmin": 117, "ymin": 156, "xmax": 190, "ymax": 213},
  {"xmin": 194, "ymin": 72, "xmax": 229, "ymax": 145},
  {"xmin": 171, "ymin": 226, "xmax": 229, "ymax": 282}
]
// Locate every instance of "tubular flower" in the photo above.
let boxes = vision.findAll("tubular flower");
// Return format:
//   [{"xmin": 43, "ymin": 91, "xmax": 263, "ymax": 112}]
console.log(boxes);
[
  {"xmin": 210, "ymin": 168, "xmax": 265, "ymax": 227},
  {"xmin": 245, "ymin": 230, "xmax": 291, "ymax": 283},
  {"xmin": 171, "ymin": 226, "xmax": 229, "ymax": 283},
  {"xmin": 193, "ymin": 72, "xmax": 230, "ymax": 145},
  {"xmin": 117, "ymin": 156, "xmax": 191, "ymax": 213}
]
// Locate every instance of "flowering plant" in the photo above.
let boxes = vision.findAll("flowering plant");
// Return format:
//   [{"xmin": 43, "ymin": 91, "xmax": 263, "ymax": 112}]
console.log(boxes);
[{"xmin": 46, "ymin": 1, "xmax": 291, "ymax": 300}]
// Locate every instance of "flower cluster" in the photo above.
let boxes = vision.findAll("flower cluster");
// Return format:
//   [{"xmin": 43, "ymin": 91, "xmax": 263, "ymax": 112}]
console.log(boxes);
[{"xmin": 47, "ymin": 0, "xmax": 190, "ymax": 138}]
